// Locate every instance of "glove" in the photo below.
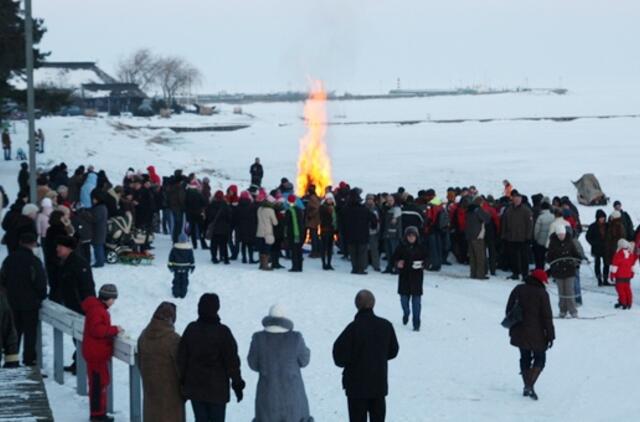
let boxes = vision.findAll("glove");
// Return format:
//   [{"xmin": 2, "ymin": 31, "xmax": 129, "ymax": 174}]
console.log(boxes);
[
  {"xmin": 547, "ymin": 340, "xmax": 553, "ymax": 349},
  {"xmin": 232, "ymin": 380, "xmax": 245, "ymax": 403}
]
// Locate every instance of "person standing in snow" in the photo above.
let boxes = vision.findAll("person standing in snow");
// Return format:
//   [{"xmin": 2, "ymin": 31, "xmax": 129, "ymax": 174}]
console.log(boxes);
[
  {"xmin": 604, "ymin": 211, "xmax": 626, "ymax": 275},
  {"xmin": 533, "ymin": 202, "xmax": 554, "ymax": 270},
  {"xmin": 285, "ymin": 194, "xmax": 304, "ymax": 272},
  {"xmin": 382, "ymin": 195, "xmax": 402, "ymax": 274},
  {"xmin": 0, "ymin": 285, "xmax": 19, "ymax": 367},
  {"xmin": 610, "ymin": 239, "xmax": 637, "ymax": 309},
  {"xmin": 235, "ymin": 191, "xmax": 258, "ymax": 264},
  {"xmin": 4, "ymin": 202, "xmax": 38, "ymax": 254},
  {"xmin": 546, "ymin": 225, "xmax": 581, "ymax": 318},
  {"xmin": 138, "ymin": 302, "xmax": 185, "ymax": 422},
  {"xmin": 303, "ymin": 185, "xmax": 322, "ymax": 258},
  {"xmin": 177, "ymin": 293, "xmax": 246, "ymax": 422},
  {"xmin": 501, "ymin": 190, "xmax": 533, "ymax": 281},
  {"xmin": 206, "ymin": 191, "xmax": 232, "ymax": 265},
  {"xmin": 612, "ymin": 200, "xmax": 634, "ymax": 241},
  {"xmin": 586, "ymin": 210, "xmax": 609, "ymax": 286},
  {"xmin": 505, "ymin": 269, "xmax": 555, "ymax": 401},
  {"xmin": 81, "ymin": 284, "xmax": 123, "ymax": 422},
  {"xmin": 2, "ymin": 128, "xmax": 11, "ymax": 161},
  {"xmin": 465, "ymin": 198, "xmax": 490, "ymax": 280},
  {"xmin": 185, "ymin": 179, "xmax": 208, "ymax": 249},
  {"xmin": 79, "ymin": 172, "xmax": 98, "ymax": 209},
  {"xmin": 393, "ymin": 226, "xmax": 427, "ymax": 331},
  {"xmin": 343, "ymin": 189, "xmax": 371, "ymax": 275},
  {"xmin": 18, "ymin": 162, "xmax": 29, "ymax": 197},
  {"xmin": 247, "ymin": 305, "xmax": 312, "ymax": 422},
  {"xmin": 256, "ymin": 193, "xmax": 278, "ymax": 271},
  {"xmin": 168, "ymin": 234, "xmax": 195, "ymax": 298},
  {"xmin": 319, "ymin": 193, "xmax": 337, "ymax": 270},
  {"xmin": 333, "ymin": 290, "xmax": 399, "ymax": 422},
  {"xmin": 250, "ymin": 157, "xmax": 264, "ymax": 187}
]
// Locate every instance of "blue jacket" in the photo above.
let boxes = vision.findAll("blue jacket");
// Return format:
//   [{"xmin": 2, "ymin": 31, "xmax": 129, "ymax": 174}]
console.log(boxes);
[
  {"xmin": 168, "ymin": 242, "xmax": 195, "ymax": 273},
  {"xmin": 79, "ymin": 173, "xmax": 97, "ymax": 209}
]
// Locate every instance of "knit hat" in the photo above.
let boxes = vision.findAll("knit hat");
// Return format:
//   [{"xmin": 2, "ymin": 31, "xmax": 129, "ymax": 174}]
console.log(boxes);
[
  {"xmin": 287, "ymin": 194, "xmax": 296, "ymax": 204},
  {"xmin": 56, "ymin": 235, "xmax": 78, "ymax": 249},
  {"xmin": 57, "ymin": 185, "xmax": 69, "ymax": 194},
  {"xmin": 177, "ymin": 232, "xmax": 189, "ymax": 243},
  {"xmin": 404, "ymin": 226, "xmax": 419, "ymax": 238},
  {"xmin": 554, "ymin": 224, "xmax": 566, "ymax": 236},
  {"xmin": 22, "ymin": 203, "xmax": 38, "ymax": 217},
  {"xmin": 214, "ymin": 190, "xmax": 225, "ymax": 201},
  {"xmin": 262, "ymin": 304, "xmax": 294, "ymax": 332},
  {"xmin": 198, "ymin": 293, "xmax": 220, "ymax": 318},
  {"xmin": 355, "ymin": 289, "xmax": 375, "ymax": 310},
  {"xmin": 41, "ymin": 197, "xmax": 53, "ymax": 209},
  {"xmin": 98, "ymin": 284, "xmax": 118, "ymax": 301},
  {"xmin": 530, "ymin": 269, "xmax": 549, "ymax": 284},
  {"xmin": 595, "ymin": 209, "xmax": 606, "ymax": 220},
  {"xmin": 256, "ymin": 189, "xmax": 267, "ymax": 202},
  {"xmin": 152, "ymin": 302, "xmax": 177, "ymax": 324},
  {"xmin": 617, "ymin": 239, "xmax": 630, "ymax": 251},
  {"xmin": 611, "ymin": 210, "xmax": 622, "ymax": 219},
  {"xmin": 240, "ymin": 190, "xmax": 251, "ymax": 201},
  {"xmin": 365, "ymin": 193, "xmax": 375, "ymax": 201}
]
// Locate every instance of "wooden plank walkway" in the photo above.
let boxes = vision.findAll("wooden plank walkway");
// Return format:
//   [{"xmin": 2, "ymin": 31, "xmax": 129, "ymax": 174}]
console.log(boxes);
[{"xmin": 0, "ymin": 366, "xmax": 54, "ymax": 421}]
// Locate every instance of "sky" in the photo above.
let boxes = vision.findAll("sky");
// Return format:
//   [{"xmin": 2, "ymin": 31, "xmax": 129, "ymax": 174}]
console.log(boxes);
[{"xmin": 33, "ymin": 0, "xmax": 640, "ymax": 94}]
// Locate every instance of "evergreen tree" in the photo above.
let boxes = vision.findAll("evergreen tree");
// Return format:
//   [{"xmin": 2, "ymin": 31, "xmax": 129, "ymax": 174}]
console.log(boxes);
[{"xmin": 0, "ymin": 0, "xmax": 48, "ymax": 95}]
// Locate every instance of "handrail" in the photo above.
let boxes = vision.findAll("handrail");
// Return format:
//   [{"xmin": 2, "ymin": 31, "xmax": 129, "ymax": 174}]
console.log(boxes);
[{"xmin": 38, "ymin": 299, "xmax": 142, "ymax": 421}]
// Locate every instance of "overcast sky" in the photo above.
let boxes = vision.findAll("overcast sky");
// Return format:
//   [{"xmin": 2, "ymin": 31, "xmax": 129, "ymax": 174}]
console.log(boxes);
[{"xmin": 35, "ymin": 0, "xmax": 639, "ymax": 94}]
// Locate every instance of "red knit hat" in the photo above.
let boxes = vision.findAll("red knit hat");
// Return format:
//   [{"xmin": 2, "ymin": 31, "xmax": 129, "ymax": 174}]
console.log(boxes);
[
  {"xmin": 214, "ymin": 190, "xmax": 225, "ymax": 201},
  {"xmin": 287, "ymin": 194, "xmax": 296, "ymax": 204},
  {"xmin": 530, "ymin": 269, "xmax": 549, "ymax": 284}
]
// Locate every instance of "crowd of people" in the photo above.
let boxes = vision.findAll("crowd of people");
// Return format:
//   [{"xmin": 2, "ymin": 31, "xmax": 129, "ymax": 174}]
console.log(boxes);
[{"xmin": 0, "ymin": 158, "xmax": 638, "ymax": 421}]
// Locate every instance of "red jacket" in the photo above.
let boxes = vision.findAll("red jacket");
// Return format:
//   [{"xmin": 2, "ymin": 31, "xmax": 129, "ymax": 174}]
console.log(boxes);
[
  {"xmin": 81, "ymin": 297, "xmax": 118, "ymax": 363},
  {"xmin": 611, "ymin": 250, "xmax": 637, "ymax": 280},
  {"xmin": 146, "ymin": 166, "xmax": 161, "ymax": 186},
  {"xmin": 481, "ymin": 202, "xmax": 501, "ymax": 233}
]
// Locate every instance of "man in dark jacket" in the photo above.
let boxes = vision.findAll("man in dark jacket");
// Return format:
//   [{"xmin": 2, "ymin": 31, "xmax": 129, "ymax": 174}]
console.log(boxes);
[
  {"xmin": 206, "ymin": 191, "xmax": 232, "ymax": 264},
  {"xmin": 0, "ymin": 286, "xmax": 19, "ymax": 367},
  {"xmin": 178, "ymin": 293, "xmax": 245, "ymax": 422},
  {"xmin": 0, "ymin": 232, "xmax": 47, "ymax": 366},
  {"xmin": 613, "ymin": 200, "xmax": 634, "ymax": 240},
  {"xmin": 185, "ymin": 181, "xmax": 208, "ymax": 249},
  {"xmin": 285, "ymin": 195, "xmax": 304, "ymax": 272},
  {"xmin": 57, "ymin": 235, "xmax": 96, "ymax": 314},
  {"xmin": 501, "ymin": 190, "xmax": 533, "ymax": 280},
  {"xmin": 18, "ymin": 162, "xmax": 30, "ymax": 197},
  {"xmin": 250, "ymin": 158, "xmax": 263, "ymax": 187},
  {"xmin": 505, "ymin": 269, "xmax": 555, "ymax": 400},
  {"xmin": 393, "ymin": 226, "xmax": 428, "ymax": 331},
  {"xmin": 166, "ymin": 172, "xmax": 186, "ymax": 243},
  {"xmin": 586, "ymin": 209, "xmax": 608, "ymax": 286},
  {"xmin": 465, "ymin": 200, "xmax": 490, "ymax": 280},
  {"xmin": 343, "ymin": 189, "xmax": 371, "ymax": 274},
  {"xmin": 333, "ymin": 290, "xmax": 399, "ymax": 422},
  {"xmin": 4, "ymin": 202, "xmax": 38, "ymax": 254}
]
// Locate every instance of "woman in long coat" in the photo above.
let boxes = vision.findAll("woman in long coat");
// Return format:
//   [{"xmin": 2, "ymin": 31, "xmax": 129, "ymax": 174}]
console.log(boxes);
[
  {"xmin": 247, "ymin": 305, "xmax": 312, "ymax": 422},
  {"xmin": 505, "ymin": 269, "xmax": 555, "ymax": 401},
  {"xmin": 138, "ymin": 302, "xmax": 185, "ymax": 422}
]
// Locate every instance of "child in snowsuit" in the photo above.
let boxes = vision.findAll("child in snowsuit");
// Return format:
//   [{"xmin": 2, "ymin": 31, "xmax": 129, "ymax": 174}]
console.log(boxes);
[
  {"xmin": 81, "ymin": 284, "xmax": 122, "ymax": 422},
  {"xmin": 168, "ymin": 234, "xmax": 195, "ymax": 298},
  {"xmin": 610, "ymin": 239, "xmax": 637, "ymax": 310}
]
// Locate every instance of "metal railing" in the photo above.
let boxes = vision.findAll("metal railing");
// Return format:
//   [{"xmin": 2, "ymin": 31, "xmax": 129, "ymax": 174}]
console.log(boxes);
[{"xmin": 38, "ymin": 299, "xmax": 142, "ymax": 421}]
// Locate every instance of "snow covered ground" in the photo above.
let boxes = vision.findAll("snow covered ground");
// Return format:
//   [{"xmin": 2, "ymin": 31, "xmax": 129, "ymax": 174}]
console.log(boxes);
[{"xmin": 2, "ymin": 88, "xmax": 640, "ymax": 421}]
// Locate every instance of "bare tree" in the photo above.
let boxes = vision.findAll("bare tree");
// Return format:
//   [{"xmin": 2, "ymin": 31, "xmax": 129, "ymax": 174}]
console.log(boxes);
[
  {"xmin": 154, "ymin": 56, "xmax": 202, "ymax": 106},
  {"xmin": 116, "ymin": 48, "xmax": 159, "ymax": 92}
]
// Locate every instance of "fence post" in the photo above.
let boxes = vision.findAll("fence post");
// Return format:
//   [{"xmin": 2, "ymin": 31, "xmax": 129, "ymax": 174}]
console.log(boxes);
[
  {"xmin": 53, "ymin": 327, "xmax": 64, "ymax": 384},
  {"xmin": 107, "ymin": 359, "xmax": 114, "ymax": 414},
  {"xmin": 129, "ymin": 362, "xmax": 142, "ymax": 422},
  {"xmin": 76, "ymin": 341, "xmax": 87, "ymax": 396},
  {"xmin": 36, "ymin": 319, "xmax": 43, "ymax": 369}
]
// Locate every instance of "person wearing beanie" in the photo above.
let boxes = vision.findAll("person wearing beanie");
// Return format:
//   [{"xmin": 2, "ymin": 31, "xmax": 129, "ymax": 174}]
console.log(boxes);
[
  {"xmin": 502, "ymin": 189, "xmax": 533, "ymax": 281},
  {"xmin": 586, "ymin": 209, "xmax": 609, "ymax": 286},
  {"xmin": 0, "ymin": 231, "xmax": 46, "ymax": 366},
  {"xmin": 250, "ymin": 157, "xmax": 263, "ymax": 187},
  {"xmin": 613, "ymin": 200, "xmax": 635, "ymax": 240},
  {"xmin": 248, "ymin": 305, "xmax": 312, "ymax": 422},
  {"xmin": 610, "ymin": 239, "xmax": 637, "ymax": 309},
  {"xmin": 392, "ymin": 226, "xmax": 428, "ymax": 331},
  {"xmin": 546, "ymin": 224, "xmax": 581, "ymax": 318},
  {"xmin": 285, "ymin": 195, "xmax": 304, "ymax": 272},
  {"xmin": 319, "ymin": 193, "xmax": 338, "ymax": 270},
  {"xmin": 605, "ymin": 210, "xmax": 627, "ymax": 270},
  {"xmin": 206, "ymin": 190, "xmax": 232, "ymax": 264},
  {"xmin": 138, "ymin": 302, "xmax": 185, "ymax": 422},
  {"xmin": 3, "ymin": 201, "xmax": 38, "ymax": 254},
  {"xmin": 0, "ymin": 285, "xmax": 20, "ymax": 368},
  {"xmin": 81, "ymin": 284, "xmax": 123, "ymax": 422},
  {"xmin": 343, "ymin": 188, "xmax": 370, "ymax": 275},
  {"xmin": 505, "ymin": 269, "xmax": 555, "ymax": 401},
  {"xmin": 178, "ymin": 293, "xmax": 245, "ymax": 420},
  {"xmin": 168, "ymin": 233, "xmax": 195, "ymax": 299},
  {"xmin": 333, "ymin": 290, "xmax": 399, "ymax": 422},
  {"xmin": 235, "ymin": 191, "xmax": 258, "ymax": 264}
]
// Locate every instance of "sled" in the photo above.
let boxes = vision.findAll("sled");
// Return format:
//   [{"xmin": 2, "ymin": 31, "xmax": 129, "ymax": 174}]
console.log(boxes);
[
  {"xmin": 106, "ymin": 249, "xmax": 154, "ymax": 266},
  {"xmin": 572, "ymin": 173, "xmax": 608, "ymax": 206}
]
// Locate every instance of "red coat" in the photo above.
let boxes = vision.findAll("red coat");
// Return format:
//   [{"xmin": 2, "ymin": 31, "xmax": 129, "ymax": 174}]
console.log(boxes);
[
  {"xmin": 81, "ymin": 297, "xmax": 118, "ymax": 363},
  {"xmin": 611, "ymin": 250, "xmax": 638, "ymax": 280},
  {"xmin": 424, "ymin": 204, "xmax": 443, "ymax": 234},
  {"xmin": 482, "ymin": 203, "xmax": 501, "ymax": 233},
  {"xmin": 147, "ymin": 166, "xmax": 161, "ymax": 186}
]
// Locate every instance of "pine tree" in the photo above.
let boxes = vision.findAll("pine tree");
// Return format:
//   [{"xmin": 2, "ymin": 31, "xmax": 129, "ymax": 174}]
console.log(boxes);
[{"xmin": 0, "ymin": 0, "xmax": 48, "ymax": 95}]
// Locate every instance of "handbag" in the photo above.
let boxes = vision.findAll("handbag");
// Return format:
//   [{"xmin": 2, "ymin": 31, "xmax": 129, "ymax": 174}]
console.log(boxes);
[{"xmin": 501, "ymin": 297, "xmax": 523, "ymax": 329}]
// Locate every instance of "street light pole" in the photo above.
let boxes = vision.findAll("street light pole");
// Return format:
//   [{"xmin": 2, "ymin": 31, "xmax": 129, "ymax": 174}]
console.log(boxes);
[{"xmin": 25, "ymin": 0, "xmax": 37, "ymax": 204}]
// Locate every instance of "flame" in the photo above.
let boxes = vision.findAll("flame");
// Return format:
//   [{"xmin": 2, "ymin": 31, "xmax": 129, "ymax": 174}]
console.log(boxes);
[{"xmin": 296, "ymin": 80, "xmax": 332, "ymax": 196}]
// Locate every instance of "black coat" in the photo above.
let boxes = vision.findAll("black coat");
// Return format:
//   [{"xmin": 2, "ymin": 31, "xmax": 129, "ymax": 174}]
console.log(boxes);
[
  {"xmin": 332, "ymin": 309, "xmax": 399, "ymax": 399},
  {"xmin": 464, "ymin": 205, "xmax": 489, "ymax": 241},
  {"xmin": 4, "ymin": 214, "xmax": 37, "ymax": 254},
  {"xmin": 546, "ymin": 234, "xmax": 580, "ymax": 279},
  {"xmin": 44, "ymin": 223, "xmax": 68, "ymax": 301},
  {"xmin": 284, "ymin": 206, "xmax": 304, "ymax": 244},
  {"xmin": 185, "ymin": 188, "xmax": 207, "ymax": 219},
  {"xmin": 235, "ymin": 200, "xmax": 257, "ymax": 243},
  {"xmin": 206, "ymin": 201, "xmax": 232, "ymax": 237},
  {"xmin": 177, "ymin": 315, "xmax": 243, "ymax": 404},
  {"xmin": 134, "ymin": 187, "xmax": 155, "ymax": 227},
  {"xmin": 586, "ymin": 221, "xmax": 607, "ymax": 257},
  {"xmin": 0, "ymin": 247, "xmax": 47, "ymax": 311},
  {"xmin": 250, "ymin": 163, "xmax": 263, "ymax": 183},
  {"xmin": 58, "ymin": 252, "xmax": 96, "ymax": 314},
  {"xmin": 393, "ymin": 242, "xmax": 427, "ymax": 295},
  {"xmin": 343, "ymin": 203, "xmax": 370, "ymax": 245},
  {"xmin": 18, "ymin": 169, "xmax": 29, "ymax": 195},
  {"xmin": 506, "ymin": 277, "xmax": 555, "ymax": 352}
]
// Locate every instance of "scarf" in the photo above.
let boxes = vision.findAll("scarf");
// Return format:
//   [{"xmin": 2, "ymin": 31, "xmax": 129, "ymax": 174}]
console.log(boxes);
[{"xmin": 290, "ymin": 207, "xmax": 301, "ymax": 243}]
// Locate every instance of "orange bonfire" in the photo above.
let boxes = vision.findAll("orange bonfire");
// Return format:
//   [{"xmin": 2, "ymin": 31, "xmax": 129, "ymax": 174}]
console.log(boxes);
[{"xmin": 296, "ymin": 80, "xmax": 332, "ymax": 196}]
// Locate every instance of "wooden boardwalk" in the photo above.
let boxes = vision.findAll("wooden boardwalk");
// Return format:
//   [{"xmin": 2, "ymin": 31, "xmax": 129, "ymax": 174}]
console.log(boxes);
[{"xmin": 0, "ymin": 366, "xmax": 54, "ymax": 421}]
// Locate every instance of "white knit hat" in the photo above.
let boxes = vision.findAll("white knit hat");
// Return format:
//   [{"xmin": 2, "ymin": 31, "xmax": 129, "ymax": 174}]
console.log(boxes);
[
  {"xmin": 555, "ymin": 224, "xmax": 566, "ymax": 236},
  {"xmin": 22, "ymin": 203, "xmax": 39, "ymax": 217},
  {"xmin": 268, "ymin": 304, "xmax": 287, "ymax": 319},
  {"xmin": 617, "ymin": 238, "xmax": 630, "ymax": 251},
  {"xmin": 41, "ymin": 197, "xmax": 53, "ymax": 208},
  {"xmin": 611, "ymin": 210, "xmax": 622, "ymax": 219}
]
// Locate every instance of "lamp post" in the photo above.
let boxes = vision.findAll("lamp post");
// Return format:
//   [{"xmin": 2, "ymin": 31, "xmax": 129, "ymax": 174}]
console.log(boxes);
[{"xmin": 24, "ymin": 0, "xmax": 37, "ymax": 204}]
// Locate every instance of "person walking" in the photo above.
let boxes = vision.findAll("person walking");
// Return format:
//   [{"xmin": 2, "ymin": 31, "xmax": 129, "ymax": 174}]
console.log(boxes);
[
  {"xmin": 333, "ymin": 290, "xmax": 399, "ymax": 422},
  {"xmin": 393, "ymin": 226, "xmax": 427, "ymax": 331},
  {"xmin": 81, "ymin": 284, "xmax": 123, "ymax": 422},
  {"xmin": 504, "ymin": 269, "xmax": 555, "ymax": 401},
  {"xmin": 247, "ymin": 304, "xmax": 312, "ymax": 422},
  {"xmin": 0, "ymin": 232, "xmax": 47, "ymax": 366},
  {"xmin": 546, "ymin": 225, "xmax": 581, "ymax": 318},
  {"xmin": 138, "ymin": 302, "xmax": 185, "ymax": 422},
  {"xmin": 177, "ymin": 293, "xmax": 245, "ymax": 422}
]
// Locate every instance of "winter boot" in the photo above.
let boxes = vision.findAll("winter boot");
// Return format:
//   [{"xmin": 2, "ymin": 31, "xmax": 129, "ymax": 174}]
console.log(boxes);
[
  {"xmin": 402, "ymin": 315, "xmax": 409, "ymax": 325},
  {"xmin": 259, "ymin": 254, "xmax": 272, "ymax": 271},
  {"xmin": 521, "ymin": 370, "xmax": 531, "ymax": 396},
  {"xmin": 527, "ymin": 367, "xmax": 543, "ymax": 401}
]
